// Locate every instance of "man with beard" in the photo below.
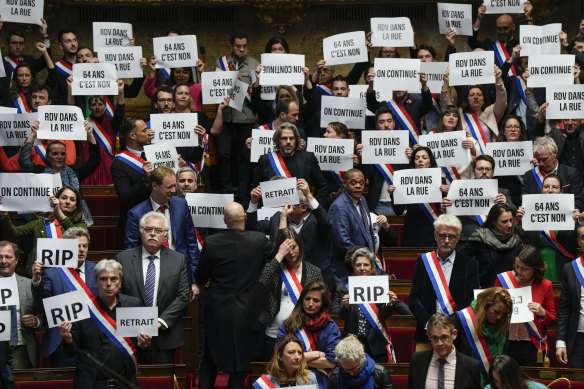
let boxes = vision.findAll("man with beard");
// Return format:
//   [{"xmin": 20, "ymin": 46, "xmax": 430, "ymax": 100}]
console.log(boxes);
[{"xmin": 46, "ymin": 30, "xmax": 78, "ymax": 104}]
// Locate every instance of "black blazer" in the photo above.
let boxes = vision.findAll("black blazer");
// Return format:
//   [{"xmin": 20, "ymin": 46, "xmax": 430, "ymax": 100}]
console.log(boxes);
[
  {"xmin": 408, "ymin": 253, "xmax": 479, "ymax": 342},
  {"xmin": 525, "ymin": 229, "xmax": 578, "ymax": 278},
  {"xmin": 557, "ymin": 261, "xmax": 583, "ymax": 360},
  {"xmin": 0, "ymin": 341, "xmax": 14, "ymax": 389},
  {"xmin": 522, "ymin": 163, "xmax": 584, "ymax": 211},
  {"xmin": 407, "ymin": 349, "xmax": 481, "ymax": 389}
]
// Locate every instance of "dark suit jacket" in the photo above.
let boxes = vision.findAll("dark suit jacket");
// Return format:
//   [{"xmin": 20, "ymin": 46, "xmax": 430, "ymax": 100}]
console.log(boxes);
[
  {"xmin": 116, "ymin": 246, "xmax": 189, "ymax": 350},
  {"xmin": 125, "ymin": 196, "xmax": 199, "ymax": 283},
  {"xmin": 407, "ymin": 349, "xmax": 481, "ymax": 389},
  {"xmin": 408, "ymin": 253, "xmax": 479, "ymax": 342},
  {"xmin": 522, "ymin": 163, "xmax": 584, "ymax": 211},
  {"xmin": 558, "ymin": 260, "xmax": 583, "ymax": 360},
  {"xmin": 0, "ymin": 341, "xmax": 14, "ymax": 389},
  {"xmin": 544, "ymin": 127, "xmax": 584, "ymax": 176}
]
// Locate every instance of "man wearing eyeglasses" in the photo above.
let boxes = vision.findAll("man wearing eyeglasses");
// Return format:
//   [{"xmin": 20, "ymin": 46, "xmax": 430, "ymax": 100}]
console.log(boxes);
[{"xmin": 116, "ymin": 211, "xmax": 190, "ymax": 364}]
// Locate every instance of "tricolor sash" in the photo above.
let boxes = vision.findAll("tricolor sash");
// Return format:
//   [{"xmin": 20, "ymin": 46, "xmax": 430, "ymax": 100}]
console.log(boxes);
[
  {"xmin": 89, "ymin": 118, "xmax": 114, "ymax": 157},
  {"xmin": 457, "ymin": 306, "xmax": 493, "ymax": 373},
  {"xmin": 3, "ymin": 56, "xmax": 19, "ymax": 71},
  {"xmin": 374, "ymin": 252, "xmax": 386, "ymax": 273},
  {"xmin": 572, "ymin": 257, "xmax": 584, "ymax": 288},
  {"xmin": 516, "ymin": 76, "xmax": 527, "ymax": 105},
  {"xmin": 252, "ymin": 374, "xmax": 277, "ymax": 389},
  {"xmin": 540, "ymin": 230, "xmax": 576, "ymax": 260},
  {"xmin": 496, "ymin": 270, "xmax": 519, "ymax": 289},
  {"xmin": 315, "ymin": 84, "xmax": 332, "ymax": 96},
  {"xmin": 194, "ymin": 227, "xmax": 204, "ymax": 252},
  {"xmin": 44, "ymin": 219, "xmax": 62, "ymax": 238},
  {"xmin": 420, "ymin": 203, "xmax": 440, "ymax": 224},
  {"xmin": 34, "ymin": 144, "xmax": 47, "ymax": 164},
  {"xmin": 267, "ymin": 151, "xmax": 292, "ymax": 178},
  {"xmin": 493, "ymin": 41, "xmax": 517, "ymax": 77},
  {"xmin": 531, "ymin": 167, "xmax": 546, "ymax": 190},
  {"xmin": 279, "ymin": 263, "xmax": 302, "ymax": 304},
  {"xmin": 475, "ymin": 215, "xmax": 488, "ymax": 226},
  {"xmin": 104, "ymin": 96, "xmax": 114, "ymax": 119},
  {"xmin": 421, "ymin": 251, "xmax": 457, "ymax": 315},
  {"xmin": 160, "ymin": 67, "xmax": 171, "ymax": 79},
  {"xmin": 357, "ymin": 302, "xmax": 397, "ymax": 363},
  {"xmin": 294, "ymin": 327, "xmax": 318, "ymax": 353},
  {"xmin": 255, "ymin": 124, "xmax": 271, "ymax": 131},
  {"xmin": 463, "ymin": 112, "xmax": 487, "ymax": 154},
  {"xmin": 387, "ymin": 100, "xmax": 420, "ymax": 144},
  {"xmin": 375, "ymin": 164, "xmax": 394, "ymax": 185},
  {"xmin": 442, "ymin": 166, "xmax": 462, "ymax": 184},
  {"xmin": 114, "ymin": 150, "xmax": 145, "ymax": 174},
  {"xmin": 55, "ymin": 59, "xmax": 73, "ymax": 77},
  {"xmin": 330, "ymin": 171, "xmax": 344, "ymax": 187},
  {"xmin": 13, "ymin": 93, "xmax": 30, "ymax": 113}
]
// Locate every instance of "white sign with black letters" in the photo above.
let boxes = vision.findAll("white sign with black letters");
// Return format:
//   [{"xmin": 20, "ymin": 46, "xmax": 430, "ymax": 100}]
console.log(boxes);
[
  {"xmin": 0, "ymin": 0, "xmax": 43, "ymax": 24},
  {"xmin": 0, "ymin": 277, "xmax": 19, "ymax": 307},
  {"xmin": 522, "ymin": 194, "xmax": 574, "ymax": 231},
  {"xmin": 201, "ymin": 71, "xmax": 238, "ymax": 105},
  {"xmin": 509, "ymin": 286, "xmax": 533, "ymax": 323},
  {"xmin": 408, "ymin": 62, "xmax": 449, "ymax": 94},
  {"xmin": 323, "ymin": 31, "xmax": 369, "ymax": 66},
  {"xmin": 92, "ymin": 22, "xmax": 132, "ymax": 49},
  {"xmin": 486, "ymin": 141, "xmax": 533, "ymax": 176},
  {"xmin": 250, "ymin": 128, "xmax": 275, "ymax": 163},
  {"xmin": 228, "ymin": 78, "xmax": 248, "ymax": 112},
  {"xmin": 0, "ymin": 311, "xmax": 11, "ymax": 341},
  {"xmin": 97, "ymin": 46, "xmax": 143, "ymax": 78},
  {"xmin": 43, "ymin": 291, "xmax": 90, "ymax": 328},
  {"xmin": 348, "ymin": 85, "xmax": 374, "ymax": 116},
  {"xmin": 260, "ymin": 54, "xmax": 305, "ymax": 86},
  {"xmin": 153, "ymin": 35, "xmax": 198, "ymax": 68},
  {"xmin": 446, "ymin": 179, "xmax": 498, "ymax": 216},
  {"xmin": 370, "ymin": 17, "xmax": 414, "ymax": 47},
  {"xmin": 519, "ymin": 24, "xmax": 562, "ymax": 56},
  {"xmin": 116, "ymin": 307, "xmax": 159, "ymax": 336},
  {"xmin": 37, "ymin": 105, "xmax": 86, "ymax": 141},
  {"xmin": 348, "ymin": 275, "xmax": 389, "ymax": 304},
  {"xmin": 143, "ymin": 142, "xmax": 179, "ymax": 173},
  {"xmin": 150, "ymin": 113, "xmax": 199, "ymax": 148},
  {"xmin": 546, "ymin": 85, "xmax": 584, "ymax": 119},
  {"xmin": 393, "ymin": 168, "xmax": 442, "ymax": 205},
  {"xmin": 185, "ymin": 193, "xmax": 233, "ymax": 229},
  {"xmin": 449, "ymin": 51, "xmax": 495, "ymax": 86},
  {"xmin": 0, "ymin": 113, "xmax": 36, "ymax": 146},
  {"xmin": 260, "ymin": 85, "xmax": 277, "ymax": 101},
  {"xmin": 361, "ymin": 130, "xmax": 409, "ymax": 165},
  {"xmin": 71, "ymin": 63, "xmax": 118, "ymax": 96},
  {"xmin": 320, "ymin": 96, "xmax": 366, "ymax": 129},
  {"xmin": 52, "ymin": 173, "xmax": 62, "ymax": 196},
  {"xmin": 485, "ymin": 0, "xmax": 526, "ymax": 14},
  {"xmin": 0, "ymin": 173, "xmax": 53, "ymax": 212},
  {"xmin": 437, "ymin": 3, "xmax": 473, "ymax": 36},
  {"xmin": 306, "ymin": 137, "xmax": 354, "ymax": 171},
  {"xmin": 374, "ymin": 58, "xmax": 420, "ymax": 94},
  {"xmin": 260, "ymin": 177, "xmax": 299, "ymax": 208},
  {"xmin": 420, "ymin": 131, "xmax": 468, "ymax": 167},
  {"xmin": 527, "ymin": 55, "xmax": 574, "ymax": 88},
  {"xmin": 36, "ymin": 238, "xmax": 78, "ymax": 268}
]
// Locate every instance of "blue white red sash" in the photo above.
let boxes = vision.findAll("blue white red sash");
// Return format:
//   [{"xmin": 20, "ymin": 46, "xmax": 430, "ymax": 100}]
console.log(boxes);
[
  {"xmin": 34, "ymin": 144, "xmax": 47, "ymax": 164},
  {"xmin": 463, "ymin": 112, "xmax": 487, "ymax": 154},
  {"xmin": 104, "ymin": 96, "xmax": 114, "ymax": 119},
  {"xmin": 279, "ymin": 263, "xmax": 302, "ymax": 304},
  {"xmin": 421, "ymin": 251, "xmax": 457, "ymax": 315},
  {"xmin": 387, "ymin": 100, "xmax": 420, "ymax": 144},
  {"xmin": 442, "ymin": 166, "xmax": 462, "ymax": 184},
  {"xmin": 3, "ymin": 56, "xmax": 19, "ymax": 71},
  {"xmin": 572, "ymin": 257, "xmax": 584, "ymax": 288},
  {"xmin": 294, "ymin": 327, "xmax": 318, "ymax": 352},
  {"xmin": 540, "ymin": 230, "xmax": 576, "ymax": 260},
  {"xmin": 358, "ymin": 302, "xmax": 396, "ymax": 363},
  {"xmin": 267, "ymin": 151, "xmax": 292, "ymax": 178},
  {"xmin": 420, "ymin": 203, "xmax": 440, "ymax": 224},
  {"xmin": 255, "ymin": 124, "xmax": 271, "ymax": 131},
  {"xmin": 114, "ymin": 150, "xmax": 145, "ymax": 174},
  {"xmin": 457, "ymin": 306, "xmax": 492, "ymax": 373},
  {"xmin": 160, "ymin": 67, "xmax": 171, "ymax": 79},
  {"xmin": 44, "ymin": 219, "xmax": 62, "ymax": 238},
  {"xmin": 493, "ymin": 41, "xmax": 517, "ymax": 77},
  {"xmin": 194, "ymin": 227, "xmax": 204, "ymax": 252},
  {"xmin": 496, "ymin": 270, "xmax": 519, "ymax": 289},
  {"xmin": 316, "ymin": 84, "xmax": 332, "ymax": 96},
  {"xmin": 375, "ymin": 164, "xmax": 394, "ymax": 185},
  {"xmin": 330, "ymin": 171, "xmax": 344, "ymax": 187},
  {"xmin": 531, "ymin": 167, "xmax": 546, "ymax": 190},
  {"xmin": 475, "ymin": 215, "xmax": 488, "ymax": 226},
  {"xmin": 374, "ymin": 252, "xmax": 386, "ymax": 273},
  {"xmin": 252, "ymin": 374, "xmax": 277, "ymax": 389},
  {"xmin": 13, "ymin": 93, "xmax": 30, "ymax": 113},
  {"xmin": 57, "ymin": 267, "xmax": 137, "ymax": 364},
  {"xmin": 55, "ymin": 59, "xmax": 73, "ymax": 77},
  {"xmin": 515, "ymin": 76, "xmax": 527, "ymax": 105},
  {"xmin": 89, "ymin": 118, "xmax": 114, "ymax": 157}
]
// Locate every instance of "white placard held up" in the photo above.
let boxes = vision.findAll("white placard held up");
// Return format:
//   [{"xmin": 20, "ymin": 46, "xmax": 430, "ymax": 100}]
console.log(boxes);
[
  {"xmin": 449, "ymin": 51, "xmax": 495, "ymax": 86},
  {"xmin": 0, "ymin": 113, "xmax": 36, "ymax": 146},
  {"xmin": 43, "ymin": 290, "xmax": 90, "ymax": 328},
  {"xmin": 36, "ymin": 238, "xmax": 78, "ymax": 268},
  {"xmin": 348, "ymin": 85, "xmax": 375, "ymax": 116},
  {"xmin": 116, "ymin": 307, "xmax": 159, "ymax": 336},
  {"xmin": 527, "ymin": 55, "xmax": 574, "ymax": 88},
  {"xmin": 323, "ymin": 31, "xmax": 369, "ymax": 66},
  {"xmin": 0, "ymin": 173, "xmax": 52, "ymax": 212},
  {"xmin": 143, "ymin": 142, "xmax": 179, "ymax": 173},
  {"xmin": 546, "ymin": 85, "xmax": 584, "ymax": 120},
  {"xmin": 0, "ymin": 49, "xmax": 4, "ymax": 78},
  {"xmin": 509, "ymin": 286, "xmax": 534, "ymax": 323},
  {"xmin": 419, "ymin": 131, "xmax": 468, "ymax": 167},
  {"xmin": 437, "ymin": 3, "xmax": 473, "ymax": 36},
  {"xmin": 373, "ymin": 58, "xmax": 420, "ymax": 94},
  {"xmin": 257, "ymin": 207, "xmax": 281, "ymax": 221},
  {"xmin": 37, "ymin": 105, "xmax": 86, "ymax": 141},
  {"xmin": 320, "ymin": 96, "xmax": 366, "ymax": 130},
  {"xmin": 306, "ymin": 138, "xmax": 354, "ymax": 171},
  {"xmin": 261, "ymin": 85, "xmax": 277, "ymax": 101},
  {"xmin": 0, "ymin": 277, "xmax": 19, "ymax": 307},
  {"xmin": 370, "ymin": 17, "xmax": 414, "ymax": 47},
  {"xmin": 0, "ymin": 0, "xmax": 43, "ymax": 24},
  {"xmin": 485, "ymin": 0, "xmax": 526, "ymax": 14},
  {"xmin": 519, "ymin": 24, "xmax": 561, "ymax": 56},
  {"xmin": 393, "ymin": 168, "xmax": 442, "ymax": 205},
  {"xmin": 185, "ymin": 193, "xmax": 233, "ymax": 229},
  {"xmin": 446, "ymin": 179, "xmax": 499, "ymax": 216},
  {"xmin": 407, "ymin": 62, "xmax": 449, "ymax": 94},
  {"xmin": 201, "ymin": 71, "xmax": 238, "ymax": 105},
  {"xmin": 522, "ymin": 194, "xmax": 574, "ymax": 231},
  {"xmin": 0, "ymin": 107, "xmax": 16, "ymax": 114},
  {"xmin": 228, "ymin": 79, "xmax": 248, "ymax": 112},
  {"xmin": 348, "ymin": 275, "xmax": 389, "ymax": 304},
  {"xmin": 259, "ymin": 54, "xmax": 305, "ymax": 86},
  {"xmin": 361, "ymin": 130, "xmax": 409, "ymax": 165},
  {"xmin": 52, "ymin": 173, "xmax": 62, "ymax": 196},
  {"xmin": 92, "ymin": 22, "xmax": 132, "ymax": 49},
  {"xmin": 486, "ymin": 141, "xmax": 533, "ymax": 176},
  {"xmin": 260, "ymin": 177, "xmax": 299, "ymax": 208},
  {"xmin": 153, "ymin": 35, "xmax": 198, "ymax": 69},
  {"xmin": 71, "ymin": 63, "xmax": 118, "ymax": 96},
  {"xmin": 97, "ymin": 46, "xmax": 143, "ymax": 78},
  {"xmin": 150, "ymin": 113, "xmax": 199, "ymax": 148},
  {"xmin": 250, "ymin": 128, "xmax": 275, "ymax": 163},
  {"xmin": 0, "ymin": 311, "xmax": 11, "ymax": 341}
]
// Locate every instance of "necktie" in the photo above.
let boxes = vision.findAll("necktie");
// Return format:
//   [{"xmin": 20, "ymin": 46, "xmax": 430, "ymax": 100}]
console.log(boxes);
[
  {"xmin": 438, "ymin": 358, "xmax": 446, "ymax": 389},
  {"xmin": 144, "ymin": 255, "xmax": 156, "ymax": 307},
  {"xmin": 158, "ymin": 205, "xmax": 169, "ymax": 248},
  {"xmin": 358, "ymin": 200, "xmax": 374, "ymax": 250},
  {"xmin": 75, "ymin": 268, "xmax": 81, "ymax": 275},
  {"xmin": 9, "ymin": 305, "xmax": 18, "ymax": 345}
]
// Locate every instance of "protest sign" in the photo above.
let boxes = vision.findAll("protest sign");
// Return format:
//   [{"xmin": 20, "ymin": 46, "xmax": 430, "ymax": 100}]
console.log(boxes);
[
  {"xmin": 250, "ymin": 128, "xmax": 275, "ymax": 162},
  {"xmin": 320, "ymin": 96, "xmax": 366, "ymax": 129},
  {"xmin": 519, "ymin": 24, "xmax": 561, "ymax": 56},
  {"xmin": 374, "ymin": 58, "xmax": 421, "ymax": 94},
  {"xmin": 348, "ymin": 275, "xmax": 389, "ymax": 304},
  {"xmin": 36, "ymin": 238, "xmax": 78, "ymax": 268},
  {"xmin": 143, "ymin": 142, "xmax": 179, "ymax": 173},
  {"xmin": 0, "ymin": 277, "xmax": 19, "ymax": 307},
  {"xmin": 361, "ymin": 130, "xmax": 409, "ymax": 165},
  {"xmin": 150, "ymin": 113, "xmax": 199, "ymax": 148},
  {"xmin": 437, "ymin": 3, "xmax": 473, "ymax": 36},
  {"xmin": 370, "ymin": 17, "xmax": 414, "ymax": 47},
  {"xmin": 486, "ymin": 141, "xmax": 533, "ymax": 175},
  {"xmin": 0, "ymin": 107, "xmax": 16, "ymax": 114},
  {"xmin": 323, "ymin": 31, "xmax": 369, "ymax": 66},
  {"xmin": 0, "ymin": 49, "xmax": 3, "ymax": 78},
  {"xmin": 97, "ymin": 46, "xmax": 143, "ymax": 78},
  {"xmin": 0, "ymin": 311, "xmax": 10, "ymax": 341},
  {"xmin": 348, "ymin": 85, "xmax": 374, "ymax": 116},
  {"xmin": 446, "ymin": 179, "xmax": 498, "ymax": 216},
  {"xmin": 116, "ymin": 307, "xmax": 159, "ymax": 336},
  {"xmin": 0, "ymin": 0, "xmax": 43, "ymax": 24},
  {"xmin": 153, "ymin": 35, "xmax": 198, "ymax": 68},
  {"xmin": 92, "ymin": 22, "xmax": 131, "ymax": 49},
  {"xmin": 228, "ymin": 78, "xmax": 248, "ymax": 112},
  {"xmin": 527, "ymin": 55, "xmax": 574, "ymax": 88},
  {"xmin": 260, "ymin": 177, "xmax": 299, "ymax": 208},
  {"xmin": 0, "ymin": 173, "xmax": 52, "ymax": 212},
  {"xmin": 261, "ymin": 85, "xmax": 277, "ymax": 100},
  {"xmin": 257, "ymin": 207, "xmax": 281, "ymax": 221},
  {"xmin": 37, "ymin": 105, "xmax": 86, "ymax": 141},
  {"xmin": 393, "ymin": 168, "xmax": 442, "ymax": 204},
  {"xmin": 546, "ymin": 85, "xmax": 584, "ymax": 119},
  {"xmin": 52, "ymin": 174, "xmax": 62, "ymax": 196},
  {"xmin": 185, "ymin": 193, "xmax": 233, "ymax": 229},
  {"xmin": 43, "ymin": 291, "xmax": 89, "ymax": 328},
  {"xmin": 306, "ymin": 137, "xmax": 354, "ymax": 171},
  {"xmin": 0, "ymin": 113, "xmax": 35, "ymax": 146},
  {"xmin": 485, "ymin": 0, "xmax": 526, "ymax": 14},
  {"xmin": 407, "ymin": 62, "xmax": 448, "ymax": 94},
  {"xmin": 509, "ymin": 286, "xmax": 534, "ymax": 323},
  {"xmin": 522, "ymin": 194, "xmax": 574, "ymax": 231},
  {"xmin": 71, "ymin": 63, "xmax": 118, "ymax": 96},
  {"xmin": 420, "ymin": 131, "xmax": 468, "ymax": 167},
  {"xmin": 449, "ymin": 51, "xmax": 495, "ymax": 86},
  {"xmin": 201, "ymin": 71, "xmax": 238, "ymax": 105},
  {"xmin": 259, "ymin": 54, "xmax": 305, "ymax": 85}
]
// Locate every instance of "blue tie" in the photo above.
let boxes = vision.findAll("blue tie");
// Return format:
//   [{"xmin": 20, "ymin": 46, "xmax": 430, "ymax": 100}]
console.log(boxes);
[
  {"xmin": 9, "ymin": 305, "xmax": 18, "ymax": 345},
  {"xmin": 144, "ymin": 255, "xmax": 156, "ymax": 307}
]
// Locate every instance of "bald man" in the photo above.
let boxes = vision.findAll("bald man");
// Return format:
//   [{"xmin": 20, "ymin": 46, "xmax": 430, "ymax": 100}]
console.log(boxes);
[{"xmin": 195, "ymin": 202, "xmax": 273, "ymax": 389}]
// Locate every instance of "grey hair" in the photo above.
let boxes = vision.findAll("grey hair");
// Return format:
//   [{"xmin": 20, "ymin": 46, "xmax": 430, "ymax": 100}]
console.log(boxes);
[
  {"xmin": 334, "ymin": 334, "xmax": 365, "ymax": 363},
  {"xmin": 175, "ymin": 166, "xmax": 197, "ymax": 179},
  {"xmin": 139, "ymin": 211, "xmax": 168, "ymax": 230},
  {"xmin": 349, "ymin": 247, "xmax": 375, "ymax": 271},
  {"xmin": 533, "ymin": 136, "xmax": 558, "ymax": 155},
  {"xmin": 63, "ymin": 226, "xmax": 90, "ymax": 242},
  {"xmin": 272, "ymin": 122, "xmax": 301, "ymax": 151},
  {"xmin": 94, "ymin": 259, "xmax": 123, "ymax": 281},
  {"xmin": 427, "ymin": 313, "xmax": 455, "ymax": 334},
  {"xmin": 433, "ymin": 214, "xmax": 462, "ymax": 234}
]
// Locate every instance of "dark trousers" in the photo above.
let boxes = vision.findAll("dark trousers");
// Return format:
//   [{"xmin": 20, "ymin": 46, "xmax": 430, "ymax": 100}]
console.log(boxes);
[
  {"xmin": 260, "ymin": 335, "xmax": 276, "ymax": 362},
  {"xmin": 198, "ymin": 343, "xmax": 247, "ymax": 389},
  {"xmin": 137, "ymin": 340, "xmax": 175, "ymax": 364},
  {"xmin": 217, "ymin": 122, "xmax": 253, "ymax": 203},
  {"xmin": 571, "ymin": 332, "xmax": 584, "ymax": 368},
  {"xmin": 507, "ymin": 340, "xmax": 538, "ymax": 366}
]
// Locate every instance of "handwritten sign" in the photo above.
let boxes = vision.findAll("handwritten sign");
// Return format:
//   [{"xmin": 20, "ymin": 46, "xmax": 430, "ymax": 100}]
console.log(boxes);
[
  {"xmin": 259, "ymin": 54, "xmax": 305, "ymax": 85},
  {"xmin": 527, "ymin": 55, "xmax": 574, "ymax": 88},
  {"xmin": 320, "ymin": 96, "xmax": 366, "ymax": 129},
  {"xmin": 97, "ymin": 46, "xmax": 143, "ymax": 78},
  {"xmin": 446, "ymin": 179, "xmax": 498, "ymax": 216},
  {"xmin": 323, "ymin": 31, "xmax": 368, "ymax": 66},
  {"xmin": 420, "ymin": 131, "xmax": 468, "ymax": 167},
  {"xmin": 0, "ymin": 173, "xmax": 53, "ymax": 212},
  {"xmin": 153, "ymin": 35, "xmax": 198, "ymax": 68},
  {"xmin": 228, "ymin": 78, "xmax": 248, "ymax": 112},
  {"xmin": 486, "ymin": 141, "xmax": 533, "ymax": 175},
  {"xmin": 449, "ymin": 51, "xmax": 495, "ymax": 86},
  {"xmin": 437, "ymin": 3, "xmax": 473, "ymax": 36},
  {"xmin": 71, "ymin": 63, "xmax": 118, "ymax": 96},
  {"xmin": 36, "ymin": 238, "xmax": 78, "ymax": 268},
  {"xmin": 306, "ymin": 137, "xmax": 354, "ymax": 171},
  {"xmin": 348, "ymin": 275, "xmax": 389, "ymax": 304},
  {"xmin": 0, "ymin": 0, "xmax": 43, "ymax": 24},
  {"xmin": 393, "ymin": 168, "xmax": 442, "ymax": 205},
  {"xmin": 522, "ymin": 194, "xmax": 574, "ymax": 231},
  {"xmin": 361, "ymin": 130, "xmax": 409, "ymax": 165},
  {"xmin": 0, "ymin": 311, "xmax": 11, "ymax": 341},
  {"xmin": 546, "ymin": 85, "xmax": 584, "ymax": 120},
  {"xmin": 519, "ymin": 24, "xmax": 561, "ymax": 56},
  {"xmin": 37, "ymin": 105, "xmax": 85, "ymax": 141},
  {"xmin": 201, "ymin": 71, "xmax": 238, "ymax": 105},
  {"xmin": 92, "ymin": 22, "xmax": 132, "ymax": 49},
  {"xmin": 150, "ymin": 113, "xmax": 199, "ymax": 148},
  {"xmin": 0, "ymin": 113, "xmax": 36, "ymax": 146},
  {"xmin": 116, "ymin": 307, "xmax": 159, "ymax": 336},
  {"xmin": 370, "ymin": 17, "xmax": 414, "ymax": 47},
  {"xmin": 509, "ymin": 286, "xmax": 533, "ymax": 323},
  {"xmin": 374, "ymin": 58, "xmax": 420, "ymax": 94},
  {"xmin": 260, "ymin": 177, "xmax": 299, "ymax": 208},
  {"xmin": 250, "ymin": 128, "xmax": 275, "ymax": 162},
  {"xmin": 43, "ymin": 290, "xmax": 89, "ymax": 328},
  {"xmin": 485, "ymin": 0, "xmax": 526, "ymax": 14},
  {"xmin": 0, "ymin": 277, "xmax": 19, "ymax": 307},
  {"xmin": 143, "ymin": 142, "xmax": 179, "ymax": 173},
  {"xmin": 185, "ymin": 193, "xmax": 233, "ymax": 229}
]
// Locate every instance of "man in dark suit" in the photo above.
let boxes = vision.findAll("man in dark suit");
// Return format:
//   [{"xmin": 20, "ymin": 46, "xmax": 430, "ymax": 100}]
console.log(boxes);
[
  {"xmin": 125, "ymin": 166, "xmax": 198, "ymax": 298},
  {"xmin": 110, "ymin": 117, "xmax": 155, "ymax": 232},
  {"xmin": 522, "ymin": 136, "xmax": 584, "ymax": 211},
  {"xmin": 2, "ymin": 24, "xmax": 51, "ymax": 87},
  {"xmin": 31, "ymin": 227, "xmax": 97, "ymax": 367},
  {"xmin": 195, "ymin": 202, "xmax": 272, "ymax": 389},
  {"xmin": 409, "ymin": 215, "xmax": 479, "ymax": 350},
  {"xmin": 116, "ymin": 212, "xmax": 190, "ymax": 364},
  {"xmin": 557, "ymin": 223, "xmax": 584, "ymax": 368},
  {"xmin": 0, "ymin": 341, "xmax": 14, "ymax": 389},
  {"xmin": 253, "ymin": 123, "xmax": 328, "ymax": 204},
  {"xmin": 58, "ymin": 259, "xmax": 152, "ymax": 389},
  {"xmin": 408, "ymin": 313, "xmax": 480, "ymax": 389},
  {"xmin": 537, "ymin": 119, "xmax": 584, "ymax": 184}
]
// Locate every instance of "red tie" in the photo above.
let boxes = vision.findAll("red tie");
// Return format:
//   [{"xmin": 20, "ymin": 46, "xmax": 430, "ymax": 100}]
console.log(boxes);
[{"xmin": 159, "ymin": 205, "xmax": 169, "ymax": 248}]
